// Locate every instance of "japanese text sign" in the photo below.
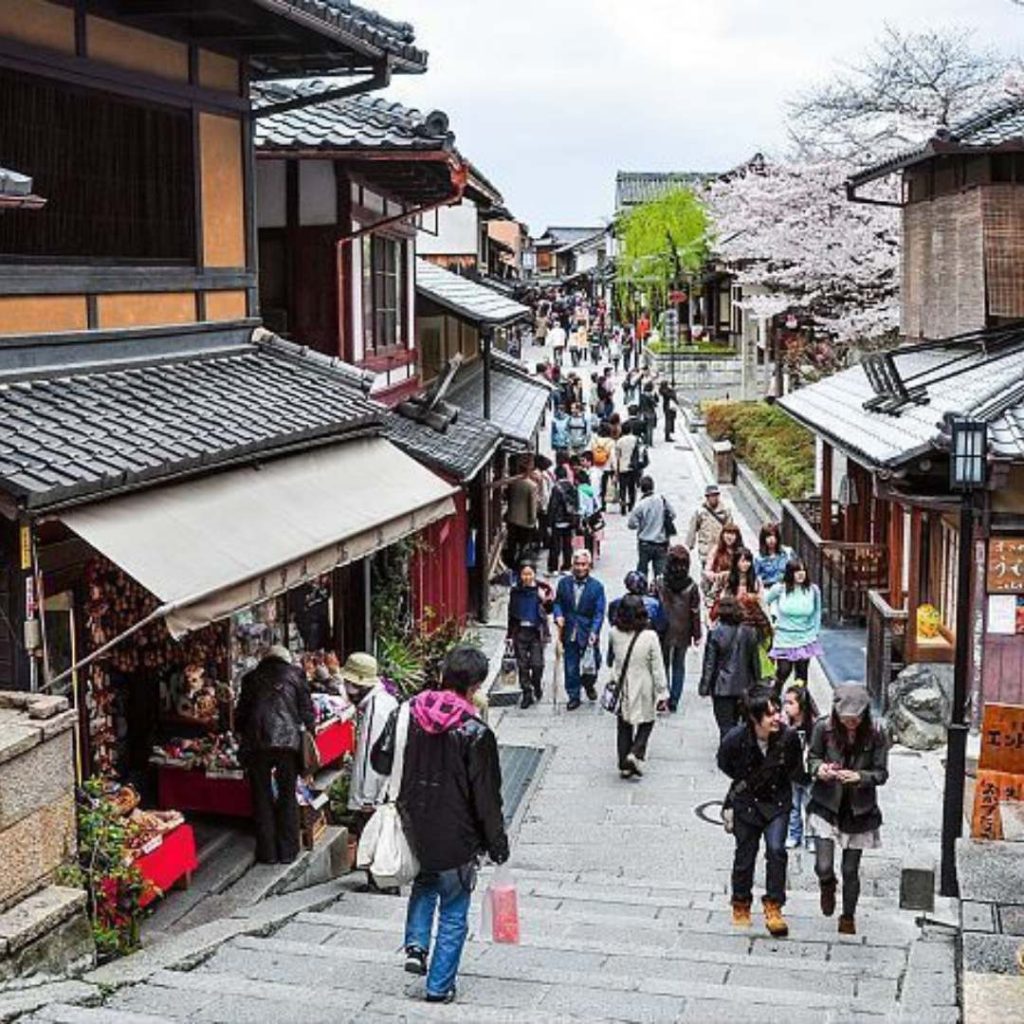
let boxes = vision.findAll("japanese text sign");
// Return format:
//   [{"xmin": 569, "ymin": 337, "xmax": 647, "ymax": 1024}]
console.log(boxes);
[{"xmin": 987, "ymin": 537, "xmax": 1024, "ymax": 594}]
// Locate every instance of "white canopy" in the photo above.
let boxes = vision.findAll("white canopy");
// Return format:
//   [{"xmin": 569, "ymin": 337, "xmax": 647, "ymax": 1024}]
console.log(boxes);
[{"xmin": 61, "ymin": 437, "xmax": 457, "ymax": 638}]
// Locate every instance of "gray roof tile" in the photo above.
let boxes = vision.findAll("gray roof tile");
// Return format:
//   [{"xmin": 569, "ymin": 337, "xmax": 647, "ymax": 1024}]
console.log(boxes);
[
  {"xmin": 416, "ymin": 259, "xmax": 530, "ymax": 326},
  {"xmin": 0, "ymin": 334, "xmax": 380, "ymax": 509},
  {"xmin": 383, "ymin": 404, "xmax": 502, "ymax": 482},
  {"xmin": 615, "ymin": 171, "xmax": 713, "ymax": 208}
]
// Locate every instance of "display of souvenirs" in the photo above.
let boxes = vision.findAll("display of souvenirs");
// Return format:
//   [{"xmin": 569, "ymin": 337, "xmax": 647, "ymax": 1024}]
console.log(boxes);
[
  {"xmin": 124, "ymin": 808, "xmax": 186, "ymax": 859},
  {"xmin": 150, "ymin": 732, "xmax": 242, "ymax": 774},
  {"xmin": 312, "ymin": 692, "xmax": 353, "ymax": 727},
  {"xmin": 230, "ymin": 599, "xmax": 286, "ymax": 687}
]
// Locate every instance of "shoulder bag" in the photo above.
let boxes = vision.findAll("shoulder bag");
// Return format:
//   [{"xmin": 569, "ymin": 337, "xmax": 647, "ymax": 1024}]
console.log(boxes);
[
  {"xmin": 300, "ymin": 726, "xmax": 321, "ymax": 777},
  {"xmin": 600, "ymin": 633, "xmax": 641, "ymax": 714},
  {"xmin": 355, "ymin": 703, "xmax": 420, "ymax": 888},
  {"xmin": 662, "ymin": 497, "xmax": 677, "ymax": 538}
]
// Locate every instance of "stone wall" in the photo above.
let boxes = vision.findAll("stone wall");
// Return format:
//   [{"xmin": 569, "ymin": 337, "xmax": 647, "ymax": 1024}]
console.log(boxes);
[{"xmin": 646, "ymin": 351, "xmax": 743, "ymax": 403}]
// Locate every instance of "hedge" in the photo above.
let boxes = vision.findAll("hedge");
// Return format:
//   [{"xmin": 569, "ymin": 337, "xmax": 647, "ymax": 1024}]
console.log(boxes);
[{"xmin": 703, "ymin": 400, "xmax": 815, "ymax": 500}]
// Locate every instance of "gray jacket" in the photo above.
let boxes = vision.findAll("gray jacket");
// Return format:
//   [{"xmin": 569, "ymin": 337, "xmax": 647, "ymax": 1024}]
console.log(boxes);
[{"xmin": 627, "ymin": 494, "xmax": 674, "ymax": 544}]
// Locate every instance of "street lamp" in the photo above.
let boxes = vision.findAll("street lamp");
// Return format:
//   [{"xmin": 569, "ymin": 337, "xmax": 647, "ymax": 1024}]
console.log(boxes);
[{"xmin": 940, "ymin": 417, "xmax": 988, "ymax": 897}]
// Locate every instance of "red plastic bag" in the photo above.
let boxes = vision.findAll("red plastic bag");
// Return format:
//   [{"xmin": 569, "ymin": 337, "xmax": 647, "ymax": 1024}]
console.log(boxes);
[{"xmin": 481, "ymin": 864, "xmax": 520, "ymax": 944}]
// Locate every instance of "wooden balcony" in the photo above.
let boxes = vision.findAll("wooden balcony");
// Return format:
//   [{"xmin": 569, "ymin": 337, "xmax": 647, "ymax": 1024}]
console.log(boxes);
[
  {"xmin": 865, "ymin": 589, "xmax": 907, "ymax": 711},
  {"xmin": 780, "ymin": 499, "xmax": 887, "ymax": 627}
]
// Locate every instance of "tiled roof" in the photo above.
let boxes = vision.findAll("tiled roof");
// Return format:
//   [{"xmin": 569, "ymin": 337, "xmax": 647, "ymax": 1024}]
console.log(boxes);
[
  {"xmin": 0, "ymin": 331, "xmax": 379, "ymax": 510},
  {"xmin": 778, "ymin": 340, "xmax": 1024, "ymax": 468},
  {"xmin": 254, "ymin": 81, "xmax": 454, "ymax": 152},
  {"xmin": 615, "ymin": 171, "xmax": 713, "ymax": 208},
  {"xmin": 536, "ymin": 226, "xmax": 603, "ymax": 246},
  {"xmin": 383, "ymin": 403, "xmax": 501, "ymax": 481},
  {"xmin": 447, "ymin": 352, "xmax": 552, "ymax": 449},
  {"xmin": 271, "ymin": 0, "xmax": 427, "ymax": 72},
  {"xmin": 849, "ymin": 97, "xmax": 1024, "ymax": 190},
  {"xmin": 416, "ymin": 259, "xmax": 530, "ymax": 326}
]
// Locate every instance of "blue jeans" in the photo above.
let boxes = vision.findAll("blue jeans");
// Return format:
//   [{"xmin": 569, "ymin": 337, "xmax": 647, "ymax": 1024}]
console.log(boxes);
[
  {"xmin": 662, "ymin": 641, "xmax": 686, "ymax": 706},
  {"xmin": 732, "ymin": 810, "xmax": 789, "ymax": 905},
  {"xmin": 789, "ymin": 782, "xmax": 811, "ymax": 844},
  {"xmin": 404, "ymin": 863, "xmax": 476, "ymax": 998}
]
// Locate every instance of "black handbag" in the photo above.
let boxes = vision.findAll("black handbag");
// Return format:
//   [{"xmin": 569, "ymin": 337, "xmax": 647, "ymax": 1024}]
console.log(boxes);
[
  {"xmin": 600, "ymin": 633, "xmax": 641, "ymax": 714},
  {"xmin": 662, "ymin": 497, "xmax": 677, "ymax": 538}
]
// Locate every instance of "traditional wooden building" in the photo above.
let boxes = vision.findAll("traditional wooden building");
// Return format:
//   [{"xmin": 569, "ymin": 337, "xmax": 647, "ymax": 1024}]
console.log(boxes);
[{"xmin": 780, "ymin": 98, "xmax": 1024, "ymax": 717}]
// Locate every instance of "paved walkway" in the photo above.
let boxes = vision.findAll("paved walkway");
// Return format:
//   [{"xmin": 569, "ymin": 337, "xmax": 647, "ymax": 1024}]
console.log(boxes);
[{"xmin": 11, "ymin": 350, "xmax": 960, "ymax": 1023}]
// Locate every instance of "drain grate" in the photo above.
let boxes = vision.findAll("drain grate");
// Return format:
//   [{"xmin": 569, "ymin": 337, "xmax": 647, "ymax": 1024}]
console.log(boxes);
[{"xmin": 498, "ymin": 745, "xmax": 543, "ymax": 824}]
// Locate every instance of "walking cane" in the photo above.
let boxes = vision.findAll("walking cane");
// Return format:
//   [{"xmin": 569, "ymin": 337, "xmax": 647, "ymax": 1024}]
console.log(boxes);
[{"xmin": 553, "ymin": 629, "xmax": 563, "ymax": 716}]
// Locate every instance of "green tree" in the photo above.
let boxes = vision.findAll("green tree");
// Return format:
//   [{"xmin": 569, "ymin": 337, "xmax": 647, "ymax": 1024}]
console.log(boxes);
[{"xmin": 615, "ymin": 187, "xmax": 708, "ymax": 316}]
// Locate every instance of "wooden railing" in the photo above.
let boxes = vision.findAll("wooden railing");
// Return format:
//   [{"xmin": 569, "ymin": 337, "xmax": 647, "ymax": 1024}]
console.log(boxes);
[
  {"xmin": 780, "ymin": 499, "xmax": 887, "ymax": 627},
  {"xmin": 865, "ymin": 589, "xmax": 907, "ymax": 712}
]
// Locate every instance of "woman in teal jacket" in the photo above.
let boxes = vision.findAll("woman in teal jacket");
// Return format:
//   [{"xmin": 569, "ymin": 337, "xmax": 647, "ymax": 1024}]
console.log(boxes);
[{"xmin": 765, "ymin": 558, "xmax": 822, "ymax": 689}]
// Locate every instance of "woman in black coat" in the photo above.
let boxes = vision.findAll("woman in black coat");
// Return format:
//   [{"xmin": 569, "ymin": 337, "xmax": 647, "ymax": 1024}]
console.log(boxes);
[
  {"xmin": 699, "ymin": 594, "xmax": 763, "ymax": 738},
  {"xmin": 807, "ymin": 683, "xmax": 889, "ymax": 936}
]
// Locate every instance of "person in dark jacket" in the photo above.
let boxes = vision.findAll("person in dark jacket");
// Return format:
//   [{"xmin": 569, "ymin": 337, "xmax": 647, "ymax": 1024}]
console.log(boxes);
[
  {"xmin": 235, "ymin": 646, "xmax": 315, "ymax": 865},
  {"xmin": 507, "ymin": 563, "xmax": 554, "ymax": 709},
  {"xmin": 655, "ymin": 546, "xmax": 702, "ymax": 712},
  {"xmin": 553, "ymin": 549, "xmax": 606, "ymax": 710},
  {"xmin": 371, "ymin": 646, "xmax": 509, "ymax": 1003},
  {"xmin": 639, "ymin": 381, "xmax": 658, "ymax": 447},
  {"xmin": 717, "ymin": 686, "xmax": 803, "ymax": 937},
  {"xmin": 546, "ymin": 465, "xmax": 578, "ymax": 574},
  {"xmin": 807, "ymin": 683, "xmax": 888, "ymax": 936},
  {"xmin": 699, "ymin": 595, "xmax": 763, "ymax": 738}
]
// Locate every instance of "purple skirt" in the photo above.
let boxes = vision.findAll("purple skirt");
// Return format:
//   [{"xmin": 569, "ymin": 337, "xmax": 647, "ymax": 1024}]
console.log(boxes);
[{"xmin": 769, "ymin": 640, "xmax": 824, "ymax": 661}]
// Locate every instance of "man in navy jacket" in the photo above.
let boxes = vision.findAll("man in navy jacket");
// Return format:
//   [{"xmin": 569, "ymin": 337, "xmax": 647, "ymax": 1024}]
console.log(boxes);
[{"xmin": 553, "ymin": 549, "xmax": 606, "ymax": 710}]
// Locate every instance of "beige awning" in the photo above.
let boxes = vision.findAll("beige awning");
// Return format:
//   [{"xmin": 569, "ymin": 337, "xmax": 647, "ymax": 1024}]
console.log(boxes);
[{"xmin": 61, "ymin": 437, "xmax": 457, "ymax": 638}]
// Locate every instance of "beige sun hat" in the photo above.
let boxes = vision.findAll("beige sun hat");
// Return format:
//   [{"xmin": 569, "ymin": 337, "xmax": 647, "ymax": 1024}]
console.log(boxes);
[{"xmin": 339, "ymin": 652, "xmax": 379, "ymax": 688}]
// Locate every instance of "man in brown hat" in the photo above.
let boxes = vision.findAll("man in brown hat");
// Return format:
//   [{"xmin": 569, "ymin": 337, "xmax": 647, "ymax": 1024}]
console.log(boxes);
[{"xmin": 686, "ymin": 483, "xmax": 733, "ymax": 566}]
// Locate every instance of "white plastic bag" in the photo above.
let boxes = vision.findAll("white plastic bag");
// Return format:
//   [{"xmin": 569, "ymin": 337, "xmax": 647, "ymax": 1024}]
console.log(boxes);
[{"xmin": 480, "ymin": 864, "xmax": 520, "ymax": 944}]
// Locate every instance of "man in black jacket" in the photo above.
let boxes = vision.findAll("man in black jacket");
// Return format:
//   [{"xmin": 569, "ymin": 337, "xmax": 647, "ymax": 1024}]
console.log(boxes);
[
  {"xmin": 717, "ymin": 686, "xmax": 802, "ymax": 938},
  {"xmin": 235, "ymin": 646, "xmax": 315, "ymax": 864},
  {"xmin": 546, "ymin": 464, "xmax": 578, "ymax": 575},
  {"xmin": 372, "ymin": 646, "xmax": 509, "ymax": 1004}
]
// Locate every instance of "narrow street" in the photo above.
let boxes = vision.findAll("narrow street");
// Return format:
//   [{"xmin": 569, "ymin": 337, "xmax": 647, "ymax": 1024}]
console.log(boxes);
[{"xmin": 17, "ymin": 356, "xmax": 958, "ymax": 1024}]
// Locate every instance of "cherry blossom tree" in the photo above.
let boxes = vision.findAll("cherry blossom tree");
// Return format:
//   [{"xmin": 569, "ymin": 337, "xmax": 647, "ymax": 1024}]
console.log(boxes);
[{"xmin": 704, "ymin": 158, "xmax": 900, "ymax": 367}]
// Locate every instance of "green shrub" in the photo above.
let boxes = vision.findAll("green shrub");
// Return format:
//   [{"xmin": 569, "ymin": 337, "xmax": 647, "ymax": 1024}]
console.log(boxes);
[{"xmin": 703, "ymin": 400, "xmax": 815, "ymax": 500}]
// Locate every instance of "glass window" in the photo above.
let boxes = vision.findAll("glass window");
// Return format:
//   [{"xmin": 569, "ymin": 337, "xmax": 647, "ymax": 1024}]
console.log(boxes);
[{"xmin": 363, "ymin": 235, "xmax": 407, "ymax": 351}]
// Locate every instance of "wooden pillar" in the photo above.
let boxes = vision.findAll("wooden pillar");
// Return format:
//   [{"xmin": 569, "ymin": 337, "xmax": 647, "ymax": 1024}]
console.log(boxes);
[
  {"xmin": 820, "ymin": 442, "xmax": 834, "ymax": 541},
  {"xmin": 906, "ymin": 507, "xmax": 924, "ymax": 662},
  {"xmin": 888, "ymin": 501, "xmax": 904, "ymax": 606}
]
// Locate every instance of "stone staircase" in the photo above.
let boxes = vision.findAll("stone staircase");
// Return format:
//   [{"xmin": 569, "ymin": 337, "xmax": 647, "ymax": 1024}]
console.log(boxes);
[{"xmin": 6, "ymin": 858, "xmax": 958, "ymax": 1024}]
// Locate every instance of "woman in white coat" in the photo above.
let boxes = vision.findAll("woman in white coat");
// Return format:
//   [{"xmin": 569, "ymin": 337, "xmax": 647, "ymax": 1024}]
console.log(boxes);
[{"xmin": 608, "ymin": 594, "xmax": 669, "ymax": 778}]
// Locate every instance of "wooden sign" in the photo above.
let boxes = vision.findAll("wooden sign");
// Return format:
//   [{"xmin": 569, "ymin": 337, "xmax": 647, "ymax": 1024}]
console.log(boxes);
[
  {"xmin": 987, "ymin": 537, "xmax": 1024, "ymax": 593},
  {"xmin": 971, "ymin": 769, "xmax": 1024, "ymax": 840},
  {"xmin": 978, "ymin": 703, "xmax": 1024, "ymax": 774}
]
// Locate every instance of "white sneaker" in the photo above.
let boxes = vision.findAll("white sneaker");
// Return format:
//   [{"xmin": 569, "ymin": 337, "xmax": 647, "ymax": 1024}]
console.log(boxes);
[{"xmin": 626, "ymin": 753, "xmax": 645, "ymax": 777}]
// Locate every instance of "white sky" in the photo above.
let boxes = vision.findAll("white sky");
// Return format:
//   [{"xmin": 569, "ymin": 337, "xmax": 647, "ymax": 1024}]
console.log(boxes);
[{"xmin": 374, "ymin": 0, "xmax": 1023, "ymax": 232}]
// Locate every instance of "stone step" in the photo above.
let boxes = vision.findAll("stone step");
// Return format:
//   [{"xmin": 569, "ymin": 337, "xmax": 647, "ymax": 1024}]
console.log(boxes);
[
  {"xmin": 175, "ymin": 933, "xmax": 904, "ymax": 1020},
  {"xmin": 20, "ymin": 1005, "xmax": 169, "ymax": 1024}
]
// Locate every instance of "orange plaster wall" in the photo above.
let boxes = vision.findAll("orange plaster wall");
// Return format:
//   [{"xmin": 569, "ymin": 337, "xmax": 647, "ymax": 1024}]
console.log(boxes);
[
  {"xmin": 198, "ymin": 50, "xmax": 239, "ymax": 94},
  {"xmin": 97, "ymin": 292, "xmax": 195, "ymax": 329},
  {"xmin": 199, "ymin": 113, "xmax": 247, "ymax": 268},
  {"xmin": 204, "ymin": 290, "xmax": 248, "ymax": 321},
  {"xmin": 86, "ymin": 15, "xmax": 189, "ymax": 81},
  {"xmin": 0, "ymin": 296, "xmax": 88, "ymax": 335},
  {"xmin": 0, "ymin": 0, "xmax": 75, "ymax": 53}
]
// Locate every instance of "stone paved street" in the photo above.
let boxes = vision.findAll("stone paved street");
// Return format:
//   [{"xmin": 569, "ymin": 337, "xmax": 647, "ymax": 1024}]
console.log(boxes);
[{"xmin": 13, "ymin": 356, "xmax": 960, "ymax": 1023}]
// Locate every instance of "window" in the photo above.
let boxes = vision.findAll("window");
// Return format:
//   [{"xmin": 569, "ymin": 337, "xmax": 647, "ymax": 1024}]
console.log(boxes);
[
  {"xmin": 361, "ymin": 235, "xmax": 407, "ymax": 351},
  {"xmin": 0, "ymin": 67, "xmax": 194, "ymax": 262}
]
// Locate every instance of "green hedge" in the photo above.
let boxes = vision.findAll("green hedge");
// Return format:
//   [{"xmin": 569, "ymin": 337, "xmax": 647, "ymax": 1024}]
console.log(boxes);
[{"xmin": 703, "ymin": 400, "xmax": 815, "ymax": 500}]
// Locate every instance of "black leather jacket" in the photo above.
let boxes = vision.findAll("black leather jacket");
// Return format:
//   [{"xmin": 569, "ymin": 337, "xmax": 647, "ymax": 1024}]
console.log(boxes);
[
  {"xmin": 699, "ymin": 622, "xmax": 761, "ymax": 698},
  {"xmin": 372, "ymin": 704, "xmax": 510, "ymax": 872},
  {"xmin": 235, "ymin": 657, "xmax": 315, "ymax": 757},
  {"xmin": 718, "ymin": 722, "xmax": 803, "ymax": 823}
]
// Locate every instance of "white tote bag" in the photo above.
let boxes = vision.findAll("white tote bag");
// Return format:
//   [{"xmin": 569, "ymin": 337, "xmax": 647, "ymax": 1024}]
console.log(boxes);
[{"xmin": 355, "ymin": 703, "xmax": 420, "ymax": 888}]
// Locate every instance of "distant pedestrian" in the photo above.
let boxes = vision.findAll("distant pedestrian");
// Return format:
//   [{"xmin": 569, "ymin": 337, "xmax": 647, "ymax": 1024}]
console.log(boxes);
[
  {"xmin": 607, "ymin": 570, "xmax": 667, "ymax": 638},
  {"xmin": 372, "ymin": 646, "xmax": 509, "ymax": 1003},
  {"xmin": 659, "ymin": 381, "xmax": 679, "ymax": 442},
  {"xmin": 550, "ymin": 406, "xmax": 570, "ymax": 456},
  {"xmin": 703, "ymin": 520, "xmax": 743, "ymax": 613},
  {"xmin": 655, "ymin": 546, "xmax": 702, "ymax": 712},
  {"xmin": 549, "ymin": 320, "xmax": 567, "ymax": 366},
  {"xmin": 507, "ymin": 563, "xmax": 554, "ymax": 709},
  {"xmin": 546, "ymin": 465, "xmax": 578, "ymax": 574},
  {"xmin": 765, "ymin": 559, "xmax": 822, "ymax": 687},
  {"xmin": 566, "ymin": 401, "xmax": 592, "ymax": 455},
  {"xmin": 807, "ymin": 683, "xmax": 888, "ymax": 936},
  {"xmin": 699, "ymin": 594, "xmax": 763, "ymax": 739},
  {"xmin": 627, "ymin": 475, "xmax": 675, "ymax": 582},
  {"xmin": 553, "ymin": 549, "xmax": 606, "ymax": 710},
  {"xmin": 754, "ymin": 523, "xmax": 794, "ymax": 589},
  {"xmin": 717, "ymin": 685, "xmax": 802, "ymax": 937},
  {"xmin": 591, "ymin": 423, "xmax": 616, "ymax": 505},
  {"xmin": 685, "ymin": 484, "xmax": 733, "ymax": 567},
  {"xmin": 505, "ymin": 456, "xmax": 539, "ymax": 569},
  {"xmin": 639, "ymin": 382, "xmax": 658, "ymax": 447},
  {"xmin": 723, "ymin": 547, "xmax": 762, "ymax": 605},
  {"xmin": 614, "ymin": 423, "xmax": 641, "ymax": 514},
  {"xmin": 609, "ymin": 595, "xmax": 669, "ymax": 778},
  {"xmin": 610, "ymin": 332, "xmax": 622, "ymax": 372},
  {"xmin": 782, "ymin": 683, "xmax": 818, "ymax": 848}
]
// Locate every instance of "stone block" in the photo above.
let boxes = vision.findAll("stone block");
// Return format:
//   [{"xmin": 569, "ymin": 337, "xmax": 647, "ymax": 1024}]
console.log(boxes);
[
  {"xmin": 0, "ymin": 692, "xmax": 33, "ymax": 711},
  {"xmin": 0, "ymin": 885, "xmax": 86, "ymax": 954},
  {"xmin": 40, "ymin": 710, "xmax": 77, "ymax": 742},
  {"xmin": 962, "ymin": 932, "xmax": 1024, "ymax": 974},
  {"xmin": 957, "ymin": 837, "xmax": 1024, "ymax": 903},
  {"xmin": 0, "ymin": 727, "xmax": 74, "ymax": 831},
  {"xmin": 26, "ymin": 695, "xmax": 69, "ymax": 720},
  {"xmin": 899, "ymin": 860, "xmax": 935, "ymax": 912},
  {"xmin": 0, "ymin": 904, "xmax": 94, "ymax": 984},
  {"xmin": 961, "ymin": 900, "xmax": 997, "ymax": 933},
  {"xmin": 0, "ymin": 723, "xmax": 41, "ymax": 767},
  {"xmin": 997, "ymin": 904, "xmax": 1024, "ymax": 936},
  {"xmin": 0, "ymin": 793, "xmax": 76, "ymax": 911}
]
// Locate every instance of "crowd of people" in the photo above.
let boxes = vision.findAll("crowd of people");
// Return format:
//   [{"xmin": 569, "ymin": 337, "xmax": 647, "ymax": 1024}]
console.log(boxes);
[{"xmin": 233, "ymin": 292, "xmax": 890, "ymax": 1004}]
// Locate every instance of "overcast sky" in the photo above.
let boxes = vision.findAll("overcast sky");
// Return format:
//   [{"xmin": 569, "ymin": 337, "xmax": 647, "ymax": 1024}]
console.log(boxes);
[{"xmin": 374, "ymin": 0, "xmax": 1022, "ymax": 233}]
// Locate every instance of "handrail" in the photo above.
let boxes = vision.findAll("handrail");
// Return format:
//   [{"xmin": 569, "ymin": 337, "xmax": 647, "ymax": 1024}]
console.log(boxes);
[
  {"xmin": 867, "ymin": 588, "xmax": 907, "ymax": 619},
  {"xmin": 781, "ymin": 498, "xmax": 821, "ymax": 546}
]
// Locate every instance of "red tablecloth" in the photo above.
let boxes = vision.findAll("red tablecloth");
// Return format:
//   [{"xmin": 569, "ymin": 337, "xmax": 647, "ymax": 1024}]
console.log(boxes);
[
  {"xmin": 316, "ymin": 717, "xmax": 355, "ymax": 767},
  {"xmin": 135, "ymin": 823, "xmax": 198, "ymax": 908},
  {"xmin": 157, "ymin": 766, "xmax": 253, "ymax": 817}
]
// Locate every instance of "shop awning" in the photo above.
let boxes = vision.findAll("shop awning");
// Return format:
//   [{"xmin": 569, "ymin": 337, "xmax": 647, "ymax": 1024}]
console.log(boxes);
[{"xmin": 60, "ymin": 437, "xmax": 456, "ymax": 638}]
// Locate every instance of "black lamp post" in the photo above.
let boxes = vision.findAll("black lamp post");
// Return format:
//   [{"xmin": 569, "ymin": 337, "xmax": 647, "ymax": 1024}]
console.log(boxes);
[{"xmin": 940, "ymin": 417, "xmax": 987, "ymax": 897}]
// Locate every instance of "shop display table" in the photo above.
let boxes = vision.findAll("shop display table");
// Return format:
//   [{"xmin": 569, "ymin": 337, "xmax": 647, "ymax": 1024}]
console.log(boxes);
[
  {"xmin": 155, "ymin": 717, "xmax": 354, "ymax": 817},
  {"xmin": 135, "ymin": 822, "xmax": 198, "ymax": 908}
]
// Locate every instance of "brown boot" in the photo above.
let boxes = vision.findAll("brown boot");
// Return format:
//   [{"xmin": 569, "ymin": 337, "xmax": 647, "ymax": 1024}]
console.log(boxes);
[
  {"xmin": 731, "ymin": 899, "xmax": 752, "ymax": 928},
  {"xmin": 819, "ymin": 879, "xmax": 837, "ymax": 917},
  {"xmin": 838, "ymin": 914, "xmax": 856, "ymax": 935},
  {"xmin": 762, "ymin": 898, "xmax": 789, "ymax": 938}
]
